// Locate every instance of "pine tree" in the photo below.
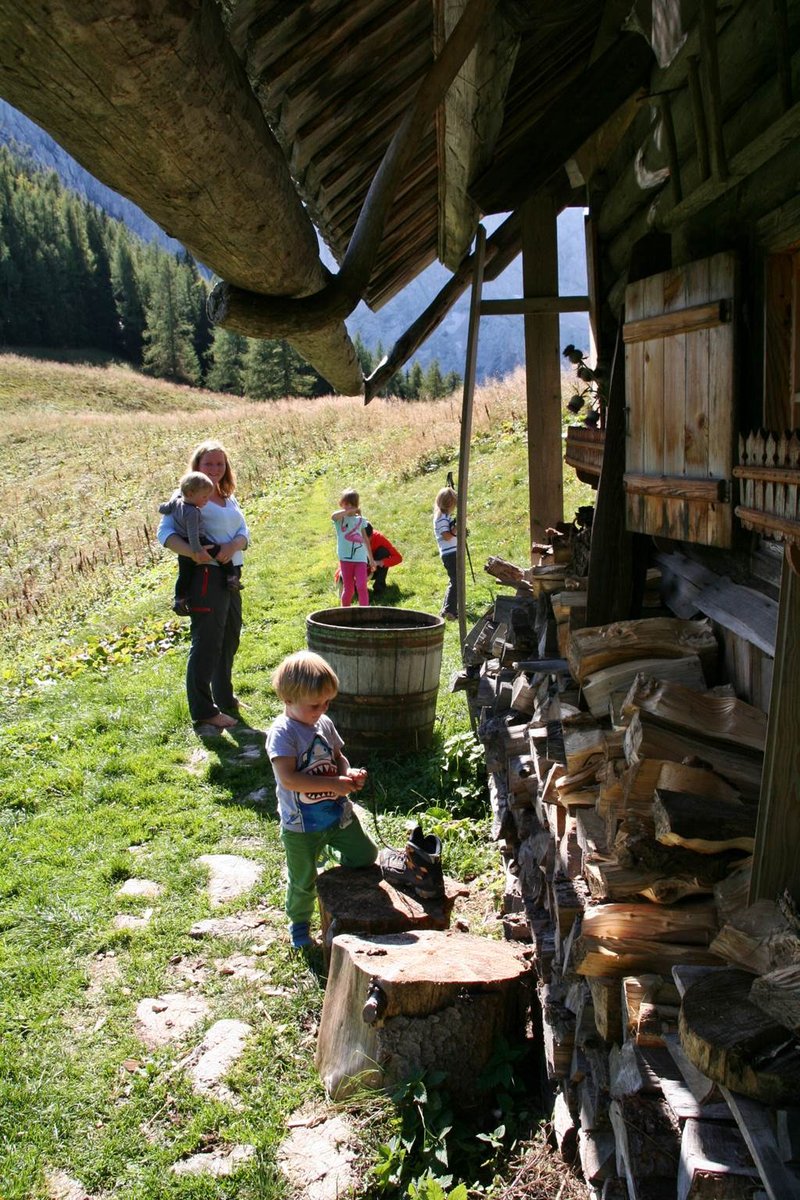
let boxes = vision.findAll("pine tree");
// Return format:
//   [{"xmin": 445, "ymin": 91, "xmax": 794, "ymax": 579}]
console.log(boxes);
[
  {"xmin": 141, "ymin": 255, "xmax": 201, "ymax": 384},
  {"xmin": 424, "ymin": 359, "xmax": 445, "ymax": 399},
  {"xmin": 206, "ymin": 326, "xmax": 247, "ymax": 393},
  {"xmin": 243, "ymin": 337, "xmax": 323, "ymax": 399},
  {"xmin": 110, "ymin": 232, "xmax": 146, "ymax": 363}
]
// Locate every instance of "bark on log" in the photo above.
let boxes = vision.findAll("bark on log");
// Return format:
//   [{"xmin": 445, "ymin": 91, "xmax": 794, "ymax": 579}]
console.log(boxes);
[
  {"xmin": 679, "ymin": 967, "xmax": 800, "ymax": 1105},
  {"xmin": 653, "ymin": 789, "xmax": 757, "ymax": 854},
  {"xmin": 316, "ymin": 930, "xmax": 530, "ymax": 1101},
  {"xmin": 0, "ymin": 0, "xmax": 363, "ymax": 394}
]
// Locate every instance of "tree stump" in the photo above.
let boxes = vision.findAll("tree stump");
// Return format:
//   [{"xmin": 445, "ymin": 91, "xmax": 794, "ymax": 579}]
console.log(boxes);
[
  {"xmin": 316, "ymin": 865, "xmax": 468, "ymax": 964},
  {"xmin": 315, "ymin": 930, "xmax": 531, "ymax": 1101}
]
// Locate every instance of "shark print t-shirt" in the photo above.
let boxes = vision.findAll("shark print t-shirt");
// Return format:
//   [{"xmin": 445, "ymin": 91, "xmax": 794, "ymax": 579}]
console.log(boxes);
[{"xmin": 266, "ymin": 713, "xmax": 345, "ymax": 832}]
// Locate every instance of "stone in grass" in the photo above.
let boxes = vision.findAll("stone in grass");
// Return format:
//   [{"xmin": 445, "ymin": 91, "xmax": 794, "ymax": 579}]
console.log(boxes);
[
  {"xmin": 112, "ymin": 908, "xmax": 153, "ymax": 931},
  {"xmin": 172, "ymin": 1144, "xmax": 256, "ymax": 1178},
  {"xmin": 44, "ymin": 1169, "xmax": 94, "ymax": 1200},
  {"xmin": 244, "ymin": 786, "xmax": 273, "ymax": 806},
  {"xmin": 197, "ymin": 854, "xmax": 263, "ymax": 906},
  {"xmin": 189, "ymin": 909, "xmax": 278, "ymax": 940},
  {"xmin": 116, "ymin": 878, "xmax": 162, "ymax": 900},
  {"xmin": 278, "ymin": 1110, "xmax": 360, "ymax": 1200},
  {"xmin": 184, "ymin": 1018, "xmax": 252, "ymax": 1103},
  {"xmin": 134, "ymin": 993, "xmax": 209, "ymax": 1049}
]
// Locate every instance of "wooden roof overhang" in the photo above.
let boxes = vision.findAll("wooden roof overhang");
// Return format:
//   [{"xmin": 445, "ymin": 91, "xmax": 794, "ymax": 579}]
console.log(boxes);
[{"xmin": 0, "ymin": 0, "xmax": 653, "ymax": 392}]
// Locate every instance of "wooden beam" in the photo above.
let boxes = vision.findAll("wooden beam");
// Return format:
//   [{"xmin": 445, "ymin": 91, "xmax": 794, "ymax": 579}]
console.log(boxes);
[
  {"xmin": 750, "ymin": 551, "xmax": 800, "ymax": 904},
  {"xmin": 699, "ymin": 0, "xmax": 728, "ymax": 180},
  {"xmin": 522, "ymin": 194, "xmax": 563, "ymax": 550},
  {"xmin": 480, "ymin": 296, "xmax": 589, "ymax": 316},
  {"xmin": 457, "ymin": 225, "xmax": 486, "ymax": 645},
  {"xmin": 623, "ymin": 474, "xmax": 727, "ymax": 503},
  {"xmin": 623, "ymin": 301, "xmax": 731, "ymax": 343},
  {"xmin": 364, "ymin": 210, "xmax": 521, "ymax": 402},
  {"xmin": 470, "ymin": 33, "xmax": 653, "ymax": 214},
  {"xmin": 208, "ymin": 0, "xmax": 497, "ymax": 338},
  {"xmin": 0, "ymin": 0, "xmax": 363, "ymax": 395}
]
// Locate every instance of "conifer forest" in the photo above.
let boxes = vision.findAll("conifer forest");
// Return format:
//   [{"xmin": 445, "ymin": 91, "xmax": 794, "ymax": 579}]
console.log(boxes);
[{"xmin": 0, "ymin": 145, "xmax": 460, "ymax": 399}]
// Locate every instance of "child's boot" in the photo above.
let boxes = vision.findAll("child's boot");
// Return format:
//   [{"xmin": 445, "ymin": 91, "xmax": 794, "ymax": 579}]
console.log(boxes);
[
  {"xmin": 290, "ymin": 922, "xmax": 313, "ymax": 949},
  {"xmin": 172, "ymin": 597, "xmax": 191, "ymax": 616}
]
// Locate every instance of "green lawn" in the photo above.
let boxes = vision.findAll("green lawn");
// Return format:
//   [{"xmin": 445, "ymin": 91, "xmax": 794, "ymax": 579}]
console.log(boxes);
[{"xmin": 0, "ymin": 356, "xmax": 593, "ymax": 1198}]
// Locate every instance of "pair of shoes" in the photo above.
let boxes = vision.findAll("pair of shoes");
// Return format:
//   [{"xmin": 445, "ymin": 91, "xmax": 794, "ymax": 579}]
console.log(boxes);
[
  {"xmin": 443, "ymin": 611, "xmax": 457, "ymax": 622},
  {"xmin": 227, "ymin": 578, "xmax": 244, "ymax": 591},
  {"xmin": 172, "ymin": 598, "xmax": 191, "ymax": 616},
  {"xmin": 290, "ymin": 922, "xmax": 313, "ymax": 949},
  {"xmin": 378, "ymin": 824, "xmax": 444, "ymax": 901}
]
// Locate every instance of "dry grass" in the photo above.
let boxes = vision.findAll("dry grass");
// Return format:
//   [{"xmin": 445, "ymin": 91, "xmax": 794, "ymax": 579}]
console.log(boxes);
[
  {"xmin": 488, "ymin": 1125, "xmax": 587, "ymax": 1200},
  {"xmin": 0, "ymin": 357, "xmax": 532, "ymax": 633}
]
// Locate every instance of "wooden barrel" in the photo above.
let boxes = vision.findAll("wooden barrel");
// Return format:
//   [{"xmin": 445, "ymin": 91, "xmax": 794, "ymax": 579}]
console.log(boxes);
[{"xmin": 306, "ymin": 607, "xmax": 445, "ymax": 754}]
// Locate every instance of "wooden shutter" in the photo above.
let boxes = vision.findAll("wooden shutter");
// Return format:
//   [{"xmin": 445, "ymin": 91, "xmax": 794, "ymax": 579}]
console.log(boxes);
[{"xmin": 624, "ymin": 252, "xmax": 736, "ymax": 547}]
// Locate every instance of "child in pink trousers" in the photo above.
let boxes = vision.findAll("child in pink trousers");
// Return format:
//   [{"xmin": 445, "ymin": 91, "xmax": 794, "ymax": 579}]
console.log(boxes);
[{"xmin": 331, "ymin": 488, "xmax": 375, "ymax": 606}]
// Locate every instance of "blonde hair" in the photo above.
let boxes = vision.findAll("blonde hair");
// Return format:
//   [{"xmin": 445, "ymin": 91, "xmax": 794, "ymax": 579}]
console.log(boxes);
[
  {"xmin": 272, "ymin": 651, "xmax": 339, "ymax": 704},
  {"xmin": 339, "ymin": 488, "xmax": 359, "ymax": 507},
  {"xmin": 188, "ymin": 440, "xmax": 236, "ymax": 497},
  {"xmin": 434, "ymin": 486, "xmax": 457, "ymax": 516},
  {"xmin": 179, "ymin": 471, "xmax": 214, "ymax": 500}
]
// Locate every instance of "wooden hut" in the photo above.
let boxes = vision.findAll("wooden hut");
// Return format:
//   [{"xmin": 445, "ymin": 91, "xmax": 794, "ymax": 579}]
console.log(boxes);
[{"xmin": 4, "ymin": 2, "xmax": 800, "ymax": 1194}]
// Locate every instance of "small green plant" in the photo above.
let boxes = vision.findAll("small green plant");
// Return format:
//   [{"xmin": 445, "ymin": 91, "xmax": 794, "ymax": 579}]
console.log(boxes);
[{"xmin": 438, "ymin": 731, "xmax": 489, "ymax": 817}]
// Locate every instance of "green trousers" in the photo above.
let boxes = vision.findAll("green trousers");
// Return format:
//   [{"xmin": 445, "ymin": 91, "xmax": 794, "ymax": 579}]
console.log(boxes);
[{"xmin": 281, "ymin": 818, "xmax": 378, "ymax": 926}]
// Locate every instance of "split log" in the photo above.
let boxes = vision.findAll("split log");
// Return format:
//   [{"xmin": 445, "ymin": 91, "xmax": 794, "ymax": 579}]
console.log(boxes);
[
  {"xmin": 316, "ymin": 930, "xmax": 530, "ymax": 1101},
  {"xmin": 709, "ymin": 899, "xmax": 800, "ymax": 975},
  {"xmin": 588, "ymin": 976, "xmax": 624, "ymax": 1043},
  {"xmin": 316, "ymin": 865, "xmax": 466, "ymax": 950},
  {"xmin": 623, "ymin": 975, "xmax": 683, "ymax": 1046},
  {"xmin": 572, "ymin": 933, "xmax": 724, "ymax": 978},
  {"xmin": 624, "ymin": 711, "xmax": 763, "ymax": 800},
  {"xmin": 584, "ymin": 858, "xmax": 714, "ymax": 905},
  {"xmin": 621, "ymin": 676, "xmax": 767, "ymax": 754},
  {"xmin": 563, "ymin": 718, "xmax": 607, "ymax": 775},
  {"xmin": 568, "ymin": 618, "xmax": 718, "ymax": 684},
  {"xmin": 578, "ymin": 1129, "xmax": 617, "ymax": 1185},
  {"xmin": 678, "ymin": 1118, "xmax": 760, "ymax": 1199},
  {"xmin": 484, "ymin": 557, "xmax": 534, "ymax": 591},
  {"xmin": 582, "ymin": 902, "xmax": 719, "ymax": 946},
  {"xmin": 662, "ymin": 1031, "xmax": 722, "ymax": 1107},
  {"xmin": 679, "ymin": 967, "xmax": 800, "ymax": 1105},
  {"xmin": 540, "ymin": 982, "xmax": 576, "ymax": 1079},
  {"xmin": 609, "ymin": 1093, "xmax": 681, "ymax": 1185},
  {"xmin": 653, "ymin": 789, "xmax": 757, "ymax": 854},
  {"xmin": 582, "ymin": 654, "xmax": 707, "ymax": 719},
  {"xmin": 749, "ymin": 965, "xmax": 800, "ymax": 1033},
  {"xmin": 656, "ymin": 761, "xmax": 741, "ymax": 806},
  {"xmin": 552, "ymin": 1089, "xmax": 578, "ymax": 1163}
]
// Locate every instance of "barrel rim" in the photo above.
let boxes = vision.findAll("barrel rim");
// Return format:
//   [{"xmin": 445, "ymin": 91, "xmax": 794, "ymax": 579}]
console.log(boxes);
[{"xmin": 306, "ymin": 606, "xmax": 445, "ymax": 632}]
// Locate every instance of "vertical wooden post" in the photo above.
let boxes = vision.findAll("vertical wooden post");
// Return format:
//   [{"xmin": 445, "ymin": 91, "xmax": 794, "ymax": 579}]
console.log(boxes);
[
  {"xmin": 687, "ymin": 56, "xmax": 710, "ymax": 182},
  {"xmin": 522, "ymin": 194, "xmax": 563, "ymax": 553},
  {"xmin": 653, "ymin": 93, "xmax": 682, "ymax": 206},
  {"xmin": 456, "ymin": 225, "xmax": 486, "ymax": 648},
  {"xmin": 750, "ymin": 549, "xmax": 800, "ymax": 905},
  {"xmin": 699, "ymin": 0, "xmax": 727, "ymax": 181}
]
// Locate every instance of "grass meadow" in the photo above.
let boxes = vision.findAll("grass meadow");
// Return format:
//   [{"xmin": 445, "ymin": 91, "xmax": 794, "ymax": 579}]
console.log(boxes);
[{"xmin": 0, "ymin": 353, "xmax": 593, "ymax": 1199}]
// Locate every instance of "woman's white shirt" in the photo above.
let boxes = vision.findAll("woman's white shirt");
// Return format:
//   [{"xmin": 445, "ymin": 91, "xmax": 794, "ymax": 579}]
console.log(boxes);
[{"xmin": 157, "ymin": 495, "xmax": 249, "ymax": 566}]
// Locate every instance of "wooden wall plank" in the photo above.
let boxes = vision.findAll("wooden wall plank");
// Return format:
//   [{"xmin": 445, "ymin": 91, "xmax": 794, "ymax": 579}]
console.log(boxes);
[
  {"xmin": 750, "ymin": 553, "xmax": 800, "ymax": 904},
  {"xmin": 685, "ymin": 255, "xmax": 711, "ymax": 543},
  {"xmin": 707, "ymin": 252, "xmax": 736, "ymax": 547},
  {"xmin": 625, "ymin": 277, "xmax": 647, "ymax": 535},
  {"xmin": 662, "ymin": 263, "xmax": 689, "ymax": 539}
]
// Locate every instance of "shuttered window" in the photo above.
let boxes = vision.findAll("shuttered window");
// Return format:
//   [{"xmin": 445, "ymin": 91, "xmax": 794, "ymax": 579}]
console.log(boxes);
[{"xmin": 624, "ymin": 251, "xmax": 736, "ymax": 548}]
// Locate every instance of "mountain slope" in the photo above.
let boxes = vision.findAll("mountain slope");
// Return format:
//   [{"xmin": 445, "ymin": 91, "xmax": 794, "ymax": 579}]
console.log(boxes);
[{"xmin": 0, "ymin": 100, "xmax": 589, "ymax": 379}]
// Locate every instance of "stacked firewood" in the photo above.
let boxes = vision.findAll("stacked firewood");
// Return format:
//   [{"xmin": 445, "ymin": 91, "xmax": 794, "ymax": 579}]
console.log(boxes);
[{"xmin": 468, "ymin": 553, "xmax": 800, "ymax": 1198}]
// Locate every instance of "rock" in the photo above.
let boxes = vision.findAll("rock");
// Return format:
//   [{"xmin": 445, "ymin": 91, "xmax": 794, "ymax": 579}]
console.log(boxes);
[
  {"xmin": 189, "ymin": 909, "xmax": 276, "ymax": 940},
  {"xmin": 185, "ymin": 1018, "xmax": 252, "ymax": 1102},
  {"xmin": 116, "ymin": 878, "xmax": 162, "ymax": 899},
  {"xmin": 197, "ymin": 854, "xmax": 263, "ymax": 906},
  {"xmin": 112, "ymin": 909, "xmax": 153, "ymax": 930},
  {"xmin": 278, "ymin": 1112, "xmax": 359, "ymax": 1200},
  {"xmin": 44, "ymin": 1169, "xmax": 92, "ymax": 1200},
  {"xmin": 171, "ymin": 1144, "xmax": 256, "ymax": 1177},
  {"xmin": 134, "ymin": 993, "xmax": 209, "ymax": 1048}
]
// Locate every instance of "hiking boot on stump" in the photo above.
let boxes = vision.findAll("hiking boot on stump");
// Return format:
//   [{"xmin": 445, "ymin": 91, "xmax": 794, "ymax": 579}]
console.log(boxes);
[{"xmin": 378, "ymin": 824, "xmax": 444, "ymax": 900}]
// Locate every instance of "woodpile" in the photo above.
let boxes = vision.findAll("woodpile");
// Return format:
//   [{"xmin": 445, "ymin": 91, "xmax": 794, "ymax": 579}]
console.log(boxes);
[{"xmin": 469, "ymin": 558, "xmax": 800, "ymax": 1198}]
